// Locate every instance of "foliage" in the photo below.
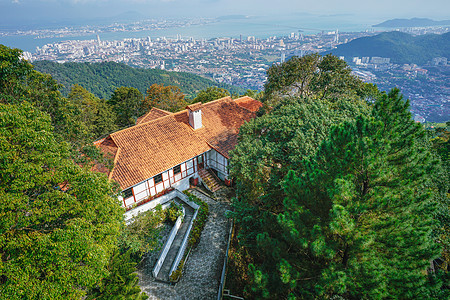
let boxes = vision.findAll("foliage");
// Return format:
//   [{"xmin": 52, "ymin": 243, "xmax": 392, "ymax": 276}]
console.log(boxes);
[
  {"xmin": 193, "ymin": 86, "xmax": 230, "ymax": 103},
  {"xmin": 119, "ymin": 205, "xmax": 166, "ymax": 257},
  {"xmin": 242, "ymin": 89, "xmax": 264, "ymax": 100},
  {"xmin": 264, "ymin": 53, "xmax": 379, "ymax": 106},
  {"xmin": 169, "ymin": 257, "xmax": 185, "ymax": 283},
  {"xmin": 0, "ymin": 44, "xmax": 33, "ymax": 102},
  {"xmin": 109, "ymin": 86, "xmax": 144, "ymax": 128},
  {"xmin": 68, "ymin": 84, "xmax": 118, "ymax": 139},
  {"xmin": 0, "ymin": 102, "xmax": 123, "ymax": 299},
  {"xmin": 230, "ymin": 95, "xmax": 370, "ymax": 205},
  {"xmin": 86, "ymin": 250, "xmax": 148, "ymax": 300},
  {"xmin": 230, "ymin": 88, "xmax": 449, "ymax": 298},
  {"xmin": 33, "ymin": 60, "xmax": 245, "ymax": 99},
  {"xmin": 230, "ymin": 50, "xmax": 448, "ymax": 298},
  {"xmin": 142, "ymin": 83, "xmax": 188, "ymax": 113},
  {"xmin": 165, "ymin": 202, "xmax": 183, "ymax": 224},
  {"xmin": 184, "ymin": 191, "xmax": 210, "ymax": 248}
]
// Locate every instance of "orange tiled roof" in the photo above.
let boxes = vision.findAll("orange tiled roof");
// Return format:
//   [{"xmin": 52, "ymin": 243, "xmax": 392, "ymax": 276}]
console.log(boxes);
[
  {"xmin": 96, "ymin": 96, "xmax": 261, "ymax": 189},
  {"xmin": 186, "ymin": 102, "xmax": 203, "ymax": 111},
  {"xmin": 136, "ymin": 107, "xmax": 172, "ymax": 125},
  {"xmin": 234, "ymin": 96, "xmax": 263, "ymax": 112}
]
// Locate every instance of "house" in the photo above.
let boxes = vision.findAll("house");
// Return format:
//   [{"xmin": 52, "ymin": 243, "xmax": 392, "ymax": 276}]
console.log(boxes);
[{"xmin": 94, "ymin": 96, "xmax": 262, "ymax": 209}]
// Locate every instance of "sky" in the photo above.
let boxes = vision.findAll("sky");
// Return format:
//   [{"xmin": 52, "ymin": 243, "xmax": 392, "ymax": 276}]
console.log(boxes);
[{"xmin": 1, "ymin": 0, "xmax": 449, "ymax": 29}]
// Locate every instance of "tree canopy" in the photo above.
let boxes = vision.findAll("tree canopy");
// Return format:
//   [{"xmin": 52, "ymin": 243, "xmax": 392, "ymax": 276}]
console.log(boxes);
[
  {"xmin": 142, "ymin": 83, "xmax": 188, "ymax": 113},
  {"xmin": 193, "ymin": 86, "xmax": 230, "ymax": 103},
  {"xmin": 108, "ymin": 86, "xmax": 144, "ymax": 128},
  {"xmin": 229, "ymin": 54, "xmax": 449, "ymax": 299},
  {"xmin": 264, "ymin": 53, "xmax": 378, "ymax": 107},
  {"xmin": 0, "ymin": 102, "xmax": 123, "ymax": 299}
]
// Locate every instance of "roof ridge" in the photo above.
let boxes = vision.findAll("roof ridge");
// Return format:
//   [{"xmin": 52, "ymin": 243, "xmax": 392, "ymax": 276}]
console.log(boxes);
[
  {"xmin": 151, "ymin": 107, "xmax": 173, "ymax": 114},
  {"xmin": 201, "ymin": 96, "xmax": 233, "ymax": 107},
  {"xmin": 113, "ymin": 97, "xmax": 235, "ymax": 138},
  {"xmin": 136, "ymin": 107, "xmax": 173, "ymax": 125},
  {"xmin": 112, "ymin": 110, "xmax": 185, "ymax": 138}
]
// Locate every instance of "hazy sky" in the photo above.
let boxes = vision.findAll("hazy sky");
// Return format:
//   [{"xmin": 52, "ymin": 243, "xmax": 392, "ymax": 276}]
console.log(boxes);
[{"xmin": 1, "ymin": 0, "xmax": 449, "ymax": 27}]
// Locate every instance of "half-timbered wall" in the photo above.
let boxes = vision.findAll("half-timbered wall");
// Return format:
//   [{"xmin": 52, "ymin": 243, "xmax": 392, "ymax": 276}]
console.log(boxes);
[
  {"xmin": 206, "ymin": 149, "xmax": 228, "ymax": 179},
  {"xmin": 120, "ymin": 155, "xmax": 200, "ymax": 207}
]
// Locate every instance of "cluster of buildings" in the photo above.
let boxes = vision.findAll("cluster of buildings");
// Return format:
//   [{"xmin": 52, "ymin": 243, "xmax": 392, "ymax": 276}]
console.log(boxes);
[
  {"xmin": 26, "ymin": 30, "xmax": 371, "ymax": 90},
  {"xmin": 350, "ymin": 57, "xmax": 449, "ymax": 123}
]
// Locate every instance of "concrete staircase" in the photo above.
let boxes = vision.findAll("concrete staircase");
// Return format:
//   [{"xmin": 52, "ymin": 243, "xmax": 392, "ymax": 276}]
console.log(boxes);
[
  {"xmin": 155, "ymin": 203, "xmax": 195, "ymax": 281},
  {"xmin": 198, "ymin": 168, "xmax": 222, "ymax": 193}
]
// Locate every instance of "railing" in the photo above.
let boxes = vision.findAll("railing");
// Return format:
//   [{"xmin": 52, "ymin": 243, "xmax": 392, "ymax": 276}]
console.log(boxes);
[
  {"xmin": 217, "ymin": 220, "xmax": 233, "ymax": 300},
  {"xmin": 169, "ymin": 208, "xmax": 199, "ymax": 276},
  {"xmin": 151, "ymin": 189, "xmax": 200, "ymax": 279},
  {"xmin": 152, "ymin": 208, "xmax": 184, "ymax": 278},
  {"xmin": 208, "ymin": 168, "xmax": 222, "ymax": 186}
]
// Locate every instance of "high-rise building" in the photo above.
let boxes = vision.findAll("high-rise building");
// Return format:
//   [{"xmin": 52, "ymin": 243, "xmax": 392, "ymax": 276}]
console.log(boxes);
[{"xmin": 281, "ymin": 51, "xmax": 286, "ymax": 63}]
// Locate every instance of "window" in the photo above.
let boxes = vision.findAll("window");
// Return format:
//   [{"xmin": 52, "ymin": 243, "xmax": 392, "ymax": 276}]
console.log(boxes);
[
  {"xmin": 123, "ymin": 188, "xmax": 133, "ymax": 199},
  {"xmin": 154, "ymin": 173, "xmax": 163, "ymax": 184},
  {"xmin": 173, "ymin": 165, "xmax": 181, "ymax": 174}
]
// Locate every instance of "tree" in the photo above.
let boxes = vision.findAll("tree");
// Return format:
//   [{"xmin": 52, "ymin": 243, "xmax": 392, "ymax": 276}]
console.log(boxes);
[
  {"xmin": 264, "ymin": 54, "xmax": 378, "ymax": 107},
  {"xmin": 86, "ymin": 250, "xmax": 148, "ymax": 300},
  {"xmin": 0, "ymin": 102, "xmax": 123, "ymax": 299},
  {"xmin": 68, "ymin": 84, "xmax": 118, "ymax": 140},
  {"xmin": 242, "ymin": 89, "xmax": 264, "ymax": 100},
  {"xmin": 0, "ymin": 45, "xmax": 33, "ymax": 103},
  {"xmin": 109, "ymin": 86, "xmax": 144, "ymax": 128},
  {"xmin": 193, "ymin": 86, "xmax": 230, "ymax": 103},
  {"xmin": 0, "ymin": 45, "xmax": 86, "ymax": 146},
  {"xmin": 232, "ymin": 89, "xmax": 449, "ymax": 298},
  {"xmin": 142, "ymin": 83, "xmax": 187, "ymax": 113}
]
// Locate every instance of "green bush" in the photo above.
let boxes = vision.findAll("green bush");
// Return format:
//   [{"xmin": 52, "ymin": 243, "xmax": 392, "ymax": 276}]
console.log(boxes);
[
  {"xmin": 183, "ymin": 191, "xmax": 209, "ymax": 248},
  {"xmin": 165, "ymin": 201, "xmax": 183, "ymax": 223}
]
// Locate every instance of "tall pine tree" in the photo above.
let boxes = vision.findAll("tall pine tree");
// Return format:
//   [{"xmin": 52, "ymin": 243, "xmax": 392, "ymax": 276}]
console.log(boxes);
[{"xmin": 243, "ymin": 89, "xmax": 447, "ymax": 298}]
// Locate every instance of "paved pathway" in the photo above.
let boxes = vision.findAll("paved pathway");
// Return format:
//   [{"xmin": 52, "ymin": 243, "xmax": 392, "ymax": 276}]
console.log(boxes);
[
  {"xmin": 155, "ymin": 201, "xmax": 194, "ymax": 281},
  {"xmin": 137, "ymin": 188, "xmax": 232, "ymax": 300}
]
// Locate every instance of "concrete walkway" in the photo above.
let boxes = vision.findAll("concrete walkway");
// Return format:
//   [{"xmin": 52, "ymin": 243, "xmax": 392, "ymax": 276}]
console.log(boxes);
[
  {"xmin": 137, "ymin": 187, "xmax": 233, "ymax": 300},
  {"xmin": 155, "ymin": 202, "xmax": 194, "ymax": 281}
]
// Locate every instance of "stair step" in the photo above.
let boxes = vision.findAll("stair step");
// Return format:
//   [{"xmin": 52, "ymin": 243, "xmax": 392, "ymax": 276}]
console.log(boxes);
[{"xmin": 198, "ymin": 168, "xmax": 223, "ymax": 193}]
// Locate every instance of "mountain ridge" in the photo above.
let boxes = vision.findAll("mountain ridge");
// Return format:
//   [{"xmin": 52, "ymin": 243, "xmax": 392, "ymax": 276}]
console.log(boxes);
[
  {"xmin": 373, "ymin": 18, "xmax": 450, "ymax": 28},
  {"xmin": 324, "ymin": 31, "xmax": 450, "ymax": 65}
]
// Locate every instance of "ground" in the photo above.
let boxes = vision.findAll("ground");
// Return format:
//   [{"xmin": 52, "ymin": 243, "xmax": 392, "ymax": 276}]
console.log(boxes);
[{"xmin": 136, "ymin": 187, "xmax": 233, "ymax": 300}]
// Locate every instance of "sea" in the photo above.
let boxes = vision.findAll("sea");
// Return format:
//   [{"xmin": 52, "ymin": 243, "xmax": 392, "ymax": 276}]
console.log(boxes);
[{"xmin": 0, "ymin": 13, "xmax": 383, "ymax": 53}]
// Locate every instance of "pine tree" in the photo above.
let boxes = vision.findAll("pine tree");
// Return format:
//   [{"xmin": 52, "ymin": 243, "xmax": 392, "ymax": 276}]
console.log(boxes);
[
  {"xmin": 86, "ymin": 250, "xmax": 148, "ymax": 300},
  {"xmin": 243, "ymin": 89, "xmax": 447, "ymax": 298}
]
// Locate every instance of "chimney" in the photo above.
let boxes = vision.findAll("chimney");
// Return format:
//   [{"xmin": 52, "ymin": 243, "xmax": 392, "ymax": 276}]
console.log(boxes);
[{"xmin": 186, "ymin": 102, "xmax": 203, "ymax": 130}]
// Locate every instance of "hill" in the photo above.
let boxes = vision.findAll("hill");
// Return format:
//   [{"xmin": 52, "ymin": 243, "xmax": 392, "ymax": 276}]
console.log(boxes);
[
  {"xmin": 33, "ymin": 61, "xmax": 245, "ymax": 99},
  {"xmin": 324, "ymin": 31, "xmax": 450, "ymax": 65},
  {"xmin": 374, "ymin": 18, "xmax": 450, "ymax": 28}
]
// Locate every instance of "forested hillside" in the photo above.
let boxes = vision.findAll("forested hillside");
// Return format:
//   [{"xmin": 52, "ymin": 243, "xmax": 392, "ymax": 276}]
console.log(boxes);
[
  {"xmin": 33, "ymin": 60, "xmax": 245, "ymax": 99},
  {"xmin": 325, "ymin": 31, "xmax": 450, "ymax": 65}
]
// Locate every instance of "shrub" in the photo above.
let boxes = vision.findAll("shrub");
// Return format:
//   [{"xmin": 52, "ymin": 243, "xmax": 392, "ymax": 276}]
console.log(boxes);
[{"xmin": 165, "ymin": 201, "xmax": 183, "ymax": 223}]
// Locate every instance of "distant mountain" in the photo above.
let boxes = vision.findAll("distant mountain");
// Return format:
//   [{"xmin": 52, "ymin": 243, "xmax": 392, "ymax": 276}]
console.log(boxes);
[
  {"xmin": 374, "ymin": 18, "xmax": 450, "ymax": 28},
  {"xmin": 217, "ymin": 15, "xmax": 249, "ymax": 20},
  {"xmin": 324, "ymin": 31, "xmax": 450, "ymax": 65},
  {"xmin": 33, "ymin": 61, "xmax": 245, "ymax": 99}
]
